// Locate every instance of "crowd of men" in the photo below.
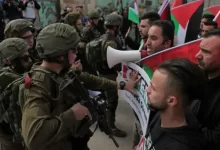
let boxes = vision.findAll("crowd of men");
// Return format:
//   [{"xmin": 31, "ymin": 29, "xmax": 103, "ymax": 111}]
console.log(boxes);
[{"xmin": 0, "ymin": 2, "xmax": 219, "ymax": 150}]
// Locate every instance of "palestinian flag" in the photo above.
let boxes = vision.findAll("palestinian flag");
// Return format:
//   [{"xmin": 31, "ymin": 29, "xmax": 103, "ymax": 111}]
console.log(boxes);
[
  {"xmin": 171, "ymin": 0, "xmax": 204, "ymax": 45},
  {"xmin": 214, "ymin": 11, "xmax": 220, "ymax": 28},
  {"xmin": 204, "ymin": 5, "xmax": 220, "ymax": 16},
  {"xmin": 128, "ymin": 0, "xmax": 139, "ymax": 24},
  {"xmin": 172, "ymin": 0, "xmax": 187, "ymax": 8},
  {"xmin": 158, "ymin": 0, "xmax": 171, "ymax": 20},
  {"xmin": 138, "ymin": 39, "xmax": 202, "ymax": 78}
]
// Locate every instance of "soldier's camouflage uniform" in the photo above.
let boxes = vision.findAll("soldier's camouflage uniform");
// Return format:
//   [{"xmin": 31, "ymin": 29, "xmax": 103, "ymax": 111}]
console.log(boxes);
[
  {"xmin": 0, "ymin": 38, "xmax": 30, "ymax": 150},
  {"xmin": 81, "ymin": 10, "xmax": 101, "ymax": 44},
  {"xmin": 98, "ymin": 13, "xmax": 126, "ymax": 137},
  {"xmin": 80, "ymin": 10, "xmax": 101, "ymax": 75},
  {"xmin": 21, "ymin": 23, "xmax": 119, "ymax": 150}
]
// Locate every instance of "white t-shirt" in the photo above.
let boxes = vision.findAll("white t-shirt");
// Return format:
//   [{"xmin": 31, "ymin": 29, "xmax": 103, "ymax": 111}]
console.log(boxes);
[{"xmin": 23, "ymin": 1, "xmax": 36, "ymax": 19}]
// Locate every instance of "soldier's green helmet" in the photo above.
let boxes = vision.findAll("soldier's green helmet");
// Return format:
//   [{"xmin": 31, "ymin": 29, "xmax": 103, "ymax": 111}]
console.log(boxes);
[
  {"xmin": 87, "ymin": 10, "xmax": 100, "ymax": 20},
  {"xmin": 4, "ymin": 19, "xmax": 35, "ymax": 39},
  {"xmin": 0, "ymin": 38, "xmax": 29, "ymax": 64},
  {"xmin": 36, "ymin": 23, "xmax": 80, "ymax": 59},
  {"xmin": 104, "ymin": 13, "xmax": 123, "ymax": 26},
  {"xmin": 64, "ymin": 12, "xmax": 81, "ymax": 26}
]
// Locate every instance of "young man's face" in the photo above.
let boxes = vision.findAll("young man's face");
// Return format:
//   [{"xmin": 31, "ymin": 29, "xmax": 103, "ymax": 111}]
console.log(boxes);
[
  {"xmin": 20, "ymin": 31, "xmax": 34, "ymax": 48},
  {"xmin": 200, "ymin": 18, "xmax": 208, "ymax": 29},
  {"xmin": 146, "ymin": 25, "xmax": 170, "ymax": 55},
  {"xmin": 201, "ymin": 25, "xmax": 215, "ymax": 37},
  {"xmin": 74, "ymin": 19, "xmax": 83, "ymax": 32},
  {"xmin": 139, "ymin": 19, "xmax": 151, "ymax": 39},
  {"xmin": 146, "ymin": 69, "xmax": 170, "ymax": 111}
]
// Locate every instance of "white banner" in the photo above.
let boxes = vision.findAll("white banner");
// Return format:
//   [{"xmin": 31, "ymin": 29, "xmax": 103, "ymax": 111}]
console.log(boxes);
[{"xmin": 117, "ymin": 62, "xmax": 151, "ymax": 136}]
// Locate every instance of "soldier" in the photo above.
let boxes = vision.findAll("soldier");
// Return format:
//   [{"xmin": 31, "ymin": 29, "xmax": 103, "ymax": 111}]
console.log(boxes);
[
  {"xmin": 81, "ymin": 10, "xmax": 101, "ymax": 46},
  {"xmin": 21, "ymin": 23, "xmax": 139, "ymax": 150},
  {"xmin": 0, "ymin": 37, "xmax": 32, "ymax": 150},
  {"xmin": 64, "ymin": 12, "xmax": 83, "ymax": 37},
  {"xmin": 4, "ymin": 19, "xmax": 40, "ymax": 62},
  {"xmin": 64, "ymin": 12, "xmax": 98, "ymax": 75},
  {"xmin": 98, "ymin": 13, "xmax": 126, "ymax": 137}
]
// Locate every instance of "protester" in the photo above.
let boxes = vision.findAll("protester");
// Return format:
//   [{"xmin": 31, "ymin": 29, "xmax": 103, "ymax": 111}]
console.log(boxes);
[
  {"xmin": 200, "ymin": 21, "xmax": 218, "ymax": 37},
  {"xmin": 143, "ymin": 59, "xmax": 206, "ymax": 150},
  {"xmin": 195, "ymin": 28, "xmax": 220, "ymax": 150}
]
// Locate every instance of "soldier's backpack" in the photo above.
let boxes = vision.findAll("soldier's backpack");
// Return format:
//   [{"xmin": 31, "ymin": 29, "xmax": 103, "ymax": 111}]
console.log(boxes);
[
  {"xmin": 0, "ymin": 74, "xmax": 26, "ymax": 144},
  {"xmin": 0, "ymin": 68, "xmax": 53, "ymax": 144},
  {"xmin": 0, "ymin": 67, "xmax": 21, "ymax": 92},
  {"xmin": 85, "ymin": 35, "xmax": 109, "ymax": 72}
]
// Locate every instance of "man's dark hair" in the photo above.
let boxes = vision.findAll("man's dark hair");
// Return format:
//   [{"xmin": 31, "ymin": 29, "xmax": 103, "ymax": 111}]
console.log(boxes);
[
  {"xmin": 140, "ymin": 12, "xmax": 160, "ymax": 25},
  {"xmin": 152, "ymin": 20, "xmax": 175, "ymax": 47},
  {"xmin": 204, "ymin": 28, "xmax": 220, "ymax": 38},
  {"xmin": 158, "ymin": 59, "xmax": 207, "ymax": 107},
  {"xmin": 202, "ymin": 14, "xmax": 215, "ymax": 21},
  {"xmin": 204, "ymin": 20, "xmax": 218, "ymax": 28}
]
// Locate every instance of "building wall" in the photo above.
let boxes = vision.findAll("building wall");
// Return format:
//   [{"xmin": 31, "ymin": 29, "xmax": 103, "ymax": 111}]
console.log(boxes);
[
  {"xmin": 35, "ymin": 0, "xmax": 220, "ymax": 28},
  {"xmin": 60, "ymin": 0, "xmax": 220, "ymax": 14}
]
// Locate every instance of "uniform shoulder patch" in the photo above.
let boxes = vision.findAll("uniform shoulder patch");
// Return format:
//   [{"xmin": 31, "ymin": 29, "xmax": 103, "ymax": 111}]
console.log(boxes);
[
  {"xmin": 31, "ymin": 68, "xmax": 51, "ymax": 83},
  {"xmin": 32, "ymin": 72, "xmax": 46, "ymax": 82}
]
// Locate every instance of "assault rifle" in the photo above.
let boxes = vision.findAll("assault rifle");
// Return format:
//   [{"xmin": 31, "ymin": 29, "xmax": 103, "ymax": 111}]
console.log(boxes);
[{"xmin": 67, "ymin": 70, "xmax": 119, "ymax": 148}]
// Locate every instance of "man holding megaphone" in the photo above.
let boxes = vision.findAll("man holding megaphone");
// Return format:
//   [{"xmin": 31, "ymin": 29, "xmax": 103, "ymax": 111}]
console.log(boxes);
[
  {"xmin": 107, "ymin": 19, "xmax": 174, "ymax": 147},
  {"xmin": 107, "ymin": 20, "xmax": 175, "ymax": 70}
]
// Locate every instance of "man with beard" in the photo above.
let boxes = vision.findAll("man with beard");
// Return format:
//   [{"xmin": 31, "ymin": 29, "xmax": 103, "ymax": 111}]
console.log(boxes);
[
  {"xmin": 145, "ymin": 20, "xmax": 174, "ymax": 55},
  {"xmin": 21, "ymin": 23, "xmax": 139, "ymax": 150},
  {"xmin": 4, "ymin": 19, "xmax": 40, "ymax": 62},
  {"xmin": 195, "ymin": 28, "xmax": 220, "ymax": 150},
  {"xmin": 133, "ymin": 19, "xmax": 174, "ymax": 148},
  {"xmin": 0, "ymin": 38, "xmax": 32, "ymax": 150},
  {"xmin": 142, "ymin": 59, "xmax": 206, "ymax": 150},
  {"xmin": 139, "ymin": 12, "xmax": 160, "ymax": 50}
]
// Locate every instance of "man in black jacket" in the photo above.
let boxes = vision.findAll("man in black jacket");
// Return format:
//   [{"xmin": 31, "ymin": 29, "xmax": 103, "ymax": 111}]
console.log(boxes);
[
  {"xmin": 195, "ymin": 28, "xmax": 220, "ymax": 150},
  {"xmin": 141, "ymin": 59, "xmax": 206, "ymax": 150}
]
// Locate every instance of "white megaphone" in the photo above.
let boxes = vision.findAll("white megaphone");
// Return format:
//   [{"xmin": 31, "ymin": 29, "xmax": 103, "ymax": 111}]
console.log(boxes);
[{"xmin": 107, "ymin": 46, "xmax": 147, "ymax": 68}]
